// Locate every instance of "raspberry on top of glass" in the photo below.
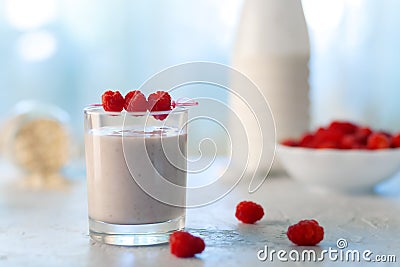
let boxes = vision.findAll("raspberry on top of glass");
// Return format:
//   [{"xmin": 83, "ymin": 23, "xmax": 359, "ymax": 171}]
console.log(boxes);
[
  {"xmin": 281, "ymin": 121, "xmax": 400, "ymax": 150},
  {"xmin": 100, "ymin": 90, "xmax": 198, "ymax": 120}
]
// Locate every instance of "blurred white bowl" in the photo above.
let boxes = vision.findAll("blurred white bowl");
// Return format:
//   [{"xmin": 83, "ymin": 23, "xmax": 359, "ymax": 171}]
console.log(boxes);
[{"xmin": 277, "ymin": 144, "xmax": 400, "ymax": 193}]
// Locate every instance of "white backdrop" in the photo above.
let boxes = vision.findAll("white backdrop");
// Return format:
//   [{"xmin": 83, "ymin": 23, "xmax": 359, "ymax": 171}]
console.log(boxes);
[
  {"xmin": 303, "ymin": 0, "xmax": 400, "ymax": 132},
  {"xmin": 1, "ymin": 0, "xmax": 400, "ymax": 156}
]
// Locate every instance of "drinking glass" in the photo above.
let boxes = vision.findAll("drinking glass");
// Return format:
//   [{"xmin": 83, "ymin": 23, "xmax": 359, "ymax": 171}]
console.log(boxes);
[{"xmin": 84, "ymin": 106, "xmax": 188, "ymax": 246}]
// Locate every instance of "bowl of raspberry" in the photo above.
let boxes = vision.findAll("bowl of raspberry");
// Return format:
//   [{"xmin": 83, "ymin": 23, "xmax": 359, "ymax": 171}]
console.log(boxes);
[{"xmin": 277, "ymin": 121, "xmax": 400, "ymax": 193}]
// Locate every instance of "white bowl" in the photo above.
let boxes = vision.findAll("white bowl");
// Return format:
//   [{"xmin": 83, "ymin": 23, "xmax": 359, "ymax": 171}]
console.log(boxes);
[{"xmin": 277, "ymin": 144, "xmax": 400, "ymax": 193}]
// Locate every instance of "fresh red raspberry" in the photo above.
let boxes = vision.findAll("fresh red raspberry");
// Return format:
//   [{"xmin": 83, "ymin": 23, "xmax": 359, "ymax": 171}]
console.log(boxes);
[
  {"xmin": 281, "ymin": 139, "xmax": 298, "ymax": 147},
  {"xmin": 147, "ymin": 91, "xmax": 172, "ymax": 120},
  {"xmin": 340, "ymin": 134, "xmax": 357, "ymax": 149},
  {"xmin": 147, "ymin": 90, "xmax": 172, "ymax": 111},
  {"xmin": 124, "ymin": 90, "xmax": 148, "ymax": 112},
  {"xmin": 392, "ymin": 133, "xmax": 400, "ymax": 148},
  {"xmin": 328, "ymin": 121, "xmax": 358, "ymax": 135},
  {"xmin": 287, "ymin": 219, "xmax": 324, "ymax": 246},
  {"xmin": 287, "ymin": 122, "xmax": 397, "ymax": 150},
  {"xmin": 299, "ymin": 133, "xmax": 315, "ymax": 148},
  {"xmin": 367, "ymin": 133, "xmax": 391, "ymax": 150},
  {"xmin": 377, "ymin": 131, "xmax": 392, "ymax": 138},
  {"xmin": 340, "ymin": 134, "xmax": 367, "ymax": 149},
  {"xmin": 313, "ymin": 127, "xmax": 342, "ymax": 148},
  {"xmin": 235, "ymin": 201, "xmax": 264, "ymax": 224},
  {"xmin": 102, "ymin": 90, "xmax": 125, "ymax": 112},
  {"xmin": 170, "ymin": 231, "xmax": 205, "ymax": 258},
  {"xmin": 315, "ymin": 141, "xmax": 337, "ymax": 149},
  {"xmin": 354, "ymin": 127, "xmax": 372, "ymax": 144}
]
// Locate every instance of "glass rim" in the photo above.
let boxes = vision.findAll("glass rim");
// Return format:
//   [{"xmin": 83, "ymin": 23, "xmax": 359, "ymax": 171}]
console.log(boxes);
[{"xmin": 84, "ymin": 105, "xmax": 188, "ymax": 116}]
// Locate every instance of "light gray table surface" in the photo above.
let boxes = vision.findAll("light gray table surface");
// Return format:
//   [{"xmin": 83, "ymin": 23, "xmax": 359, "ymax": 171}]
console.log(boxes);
[{"xmin": 0, "ymin": 158, "xmax": 399, "ymax": 267}]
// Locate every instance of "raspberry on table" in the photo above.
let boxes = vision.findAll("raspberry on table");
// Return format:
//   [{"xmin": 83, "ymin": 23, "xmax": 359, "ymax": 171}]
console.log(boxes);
[
  {"xmin": 169, "ymin": 231, "xmax": 205, "ymax": 258},
  {"xmin": 124, "ymin": 90, "xmax": 148, "ymax": 112},
  {"xmin": 367, "ymin": 133, "xmax": 391, "ymax": 150},
  {"xmin": 147, "ymin": 91, "xmax": 172, "ymax": 120},
  {"xmin": 287, "ymin": 219, "xmax": 324, "ymax": 246},
  {"xmin": 235, "ymin": 201, "xmax": 264, "ymax": 224},
  {"xmin": 102, "ymin": 90, "xmax": 125, "ymax": 112}
]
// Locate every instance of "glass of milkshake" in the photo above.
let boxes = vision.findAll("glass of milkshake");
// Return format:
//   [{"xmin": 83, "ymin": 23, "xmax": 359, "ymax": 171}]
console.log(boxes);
[{"xmin": 84, "ymin": 106, "xmax": 188, "ymax": 246}]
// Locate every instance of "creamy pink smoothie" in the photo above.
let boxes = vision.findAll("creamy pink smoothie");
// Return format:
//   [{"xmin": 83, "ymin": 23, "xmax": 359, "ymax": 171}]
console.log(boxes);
[{"xmin": 85, "ymin": 126, "xmax": 187, "ymax": 225}]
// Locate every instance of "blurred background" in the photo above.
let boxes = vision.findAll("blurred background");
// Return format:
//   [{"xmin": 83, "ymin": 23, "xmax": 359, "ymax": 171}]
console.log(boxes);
[{"xmin": 1, "ymin": 0, "xmax": 400, "ymax": 159}]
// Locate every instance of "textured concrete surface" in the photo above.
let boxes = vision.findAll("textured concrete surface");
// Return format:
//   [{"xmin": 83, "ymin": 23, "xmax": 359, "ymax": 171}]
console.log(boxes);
[{"xmin": 0, "ymin": 160, "xmax": 399, "ymax": 267}]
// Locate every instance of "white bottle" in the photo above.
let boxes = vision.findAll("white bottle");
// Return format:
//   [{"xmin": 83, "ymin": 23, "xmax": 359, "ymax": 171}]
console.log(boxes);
[{"xmin": 230, "ymin": 0, "xmax": 310, "ymax": 173}]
